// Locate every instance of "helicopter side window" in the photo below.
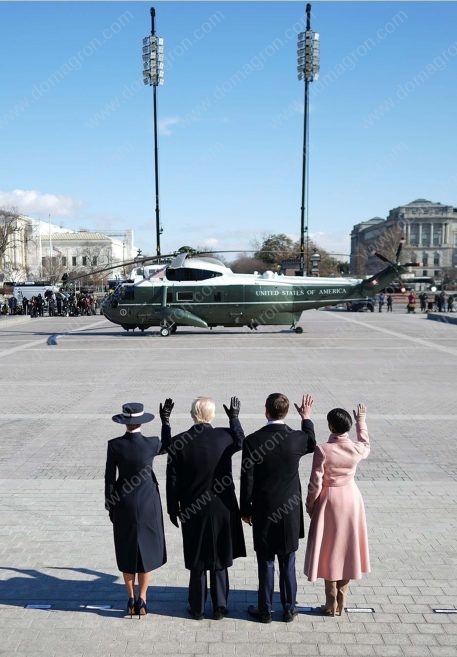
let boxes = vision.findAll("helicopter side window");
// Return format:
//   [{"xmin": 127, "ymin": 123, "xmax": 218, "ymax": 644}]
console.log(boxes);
[
  {"xmin": 120, "ymin": 285, "xmax": 135, "ymax": 301},
  {"xmin": 214, "ymin": 292, "xmax": 222, "ymax": 302},
  {"xmin": 167, "ymin": 291, "xmax": 172, "ymax": 303},
  {"xmin": 166, "ymin": 268, "xmax": 223, "ymax": 281},
  {"xmin": 176, "ymin": 291, "xmax": 194, "ymax": 302}
]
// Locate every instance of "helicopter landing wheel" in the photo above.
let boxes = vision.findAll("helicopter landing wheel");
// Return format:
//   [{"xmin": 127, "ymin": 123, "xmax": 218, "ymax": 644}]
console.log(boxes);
[
  {"xmin": 140, "ymin": 327, "xmax": 145, "ymax": 332},
  {"xmin": 294, "ymin": 326, "xmax": 303, "ymax": 334},
  {"xmin": 170, "ymin": 324, "xmax": 177, "ymax": 334},
  {"xmin": 160, "ymin": 326, "xmax": 170, "ymax": 337}
]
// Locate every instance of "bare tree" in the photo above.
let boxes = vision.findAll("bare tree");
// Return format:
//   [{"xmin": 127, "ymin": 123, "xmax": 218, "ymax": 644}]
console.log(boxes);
[
  {"xmin": 355, "ymin": 224, "xmax": 415, "ymax": 276},
  {"xmin": 41, "ymin": 256, "xmax": 67, "ymax": 284},
  {"xmin": 0, "ymin": 208, "xmax": 22, "ymax": 275},
  {"xmin": 74, "ymin": 242, "xmax": 113, "ymax": 287},
  {"xmin": 231, "ymin": 256, "xmax": 269, "ymax": 273}
]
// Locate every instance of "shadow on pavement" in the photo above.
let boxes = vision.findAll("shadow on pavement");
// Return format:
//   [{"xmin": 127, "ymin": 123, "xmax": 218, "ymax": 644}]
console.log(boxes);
[{"xmin": 0, "ymin": 566, "xmax": 319, "ymax": 620}]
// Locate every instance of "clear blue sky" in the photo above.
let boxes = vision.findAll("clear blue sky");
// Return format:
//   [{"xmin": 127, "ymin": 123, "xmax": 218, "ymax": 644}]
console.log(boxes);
[{"xmin": 1, "ymin": 1, "xmax": 456, "ymax": 259}]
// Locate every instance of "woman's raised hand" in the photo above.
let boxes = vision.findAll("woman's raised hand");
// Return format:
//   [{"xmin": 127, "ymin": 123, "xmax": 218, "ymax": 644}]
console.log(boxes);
[{"xmin": 353, "ymin": 403, "xmax": 367, "ymax": 421}]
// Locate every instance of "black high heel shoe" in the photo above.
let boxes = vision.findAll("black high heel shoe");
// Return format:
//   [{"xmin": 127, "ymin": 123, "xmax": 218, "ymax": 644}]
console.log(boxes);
[
  {"xmin": 136, "ymin": 597, "xmax": 148, "ymax": 618},
  {"xmin": 126, "ymin": 597, "xmax": 136, "ymax": 618}
]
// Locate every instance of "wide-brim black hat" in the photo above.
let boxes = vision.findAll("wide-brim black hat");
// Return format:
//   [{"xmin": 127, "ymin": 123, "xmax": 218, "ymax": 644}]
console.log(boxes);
[{"xmin": 112, "ymin": 402, "xmax": 154, "ymax": 425}]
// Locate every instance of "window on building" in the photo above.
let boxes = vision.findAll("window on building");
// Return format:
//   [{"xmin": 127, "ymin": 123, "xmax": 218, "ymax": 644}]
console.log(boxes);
[
  {"xmin": 92, "ymin": 256, "xmax": 97, "ymax": 266},
  {"xmin": 421, "ymin": 224, "xmax": 430, "ymax": 246},
  {"xmin": 433, "ymin": 253, "xmax": 440, "ymax": 266},
  {"xmin": 72, "ymin": 256, "xmax": 77, "ymax": 266},
  {"xmin": 432, "ymin": 224, "xmax": 442, "ymax": 246},
  {"xmin": 422, "ymin": 253, "xmax": 428, "ymax": 266},
  {"xmin": 434, "ymin": 270, "xmax": 440, "ymax": 277},
  {"xmin": 423, "ymin": 270, "xmax": 428, "ymax": 277},
  {"xmin": 409, "ymin": 225, "xmax": 419, "ymax": 246},
  {"xmin": 82, "ymin": 256, "xmax": 88, "ymax": 266},
  {"xmin": 62, "ymin": 257, "xmax": 67, "ymax": 266}
]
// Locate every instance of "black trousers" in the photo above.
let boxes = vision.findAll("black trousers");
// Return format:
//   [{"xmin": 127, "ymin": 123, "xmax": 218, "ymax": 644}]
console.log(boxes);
[
  {"xmin": 188, "ymin": 567, "xmax": 229, "ymax": 615},
  {"xmin": 256, "ymin": 551, "xmax": 297, "ymax": 614}
]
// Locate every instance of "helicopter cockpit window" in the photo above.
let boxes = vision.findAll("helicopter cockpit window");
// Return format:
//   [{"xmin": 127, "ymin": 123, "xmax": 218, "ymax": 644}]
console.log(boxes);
[
  {"xmin": 166, "ymin": 268, "xmax": 223, "ymax": 281},
  {"xmin": 120, "ymin": 285, "xmax": 135, "ymax": 301}
]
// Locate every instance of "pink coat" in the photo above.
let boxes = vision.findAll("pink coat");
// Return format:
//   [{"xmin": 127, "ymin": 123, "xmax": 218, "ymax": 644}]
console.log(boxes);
[{"xmin": 304, "ymin": 419, "xmax": 370, "ymax": 581}]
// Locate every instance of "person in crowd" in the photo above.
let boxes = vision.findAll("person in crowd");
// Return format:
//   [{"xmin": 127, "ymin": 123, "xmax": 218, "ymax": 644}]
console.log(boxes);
[
  {"xmin": 165, "ymin": 396, "xmax": 246, "ymax": 621},
  {"xmin": 36, "ymin": 294, "xmax": 44, "ymax": 317},
  {"xmin": 105, "ymin": 399, "xmax": 173, "ymax": 618},
  {"xmin": 377, "ymin": 292, "xmax": 385, "ymax": 312},
  {"xmin": 240, "ymin": 393, "xmax": 316, "ymax": 624},
  {"xmin": 8, "ymin": 296, "xmax": 17, "ymax": 315},
  {"xmin": 407, "ymin": 291, "xmax": 416, "ymax": 313},
  {"xmin": 447, "ymin": 295, "xmax": 454, "ymax": 312},
  {"xmin": 419, "ymin": 292, "xmax": 428, "ymax": 313},
  {"xmin": 304, "ymin": 403, "xmax": 370, "ymax": 616},
  {"xmin": 386, "ymin": 294, "xmax": 393, "ymax": 312},
  {"xmin": 439, "ymin": 291, "xmax": 446, "ymax": 312}
]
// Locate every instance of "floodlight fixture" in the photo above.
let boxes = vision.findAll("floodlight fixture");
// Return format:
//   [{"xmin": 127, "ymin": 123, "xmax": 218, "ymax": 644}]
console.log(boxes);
[
  {"xmin": 297, "ymin": 4, "xmax": 320, "ymax": 276},
  {"xmin": 142, "ymin": 7, "xmax": 165, "ymax": 257}
]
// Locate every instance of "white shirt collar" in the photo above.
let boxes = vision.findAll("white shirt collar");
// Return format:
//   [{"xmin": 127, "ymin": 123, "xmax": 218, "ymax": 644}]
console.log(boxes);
[
  {"xmin": 126, "ymin": 427, "xmax": 142, "ymax": 433},
  {"xmin": 267, "ymin": 420, "xmax": 285, "ymax": 425}
]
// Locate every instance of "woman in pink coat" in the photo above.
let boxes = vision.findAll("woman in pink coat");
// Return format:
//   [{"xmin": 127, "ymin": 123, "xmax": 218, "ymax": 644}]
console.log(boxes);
[{"xmin": 304, "ymin": 403, "xmax": 370, "ymax": 616}]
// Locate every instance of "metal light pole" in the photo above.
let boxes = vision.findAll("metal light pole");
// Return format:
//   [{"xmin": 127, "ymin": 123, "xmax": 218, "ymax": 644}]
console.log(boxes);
[
  {"xmin": 143, "ymin": 7, "xmax": 165, "ymax": 257},
  {"xmin": 297, "ymin": 3, "xmax": 320, "ymax": 275}
]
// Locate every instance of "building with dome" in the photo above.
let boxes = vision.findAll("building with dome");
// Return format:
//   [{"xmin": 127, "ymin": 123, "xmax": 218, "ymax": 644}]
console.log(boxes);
[{"xmin": 350, "ymin": 199, "xmax": 457, "ymax": 287}]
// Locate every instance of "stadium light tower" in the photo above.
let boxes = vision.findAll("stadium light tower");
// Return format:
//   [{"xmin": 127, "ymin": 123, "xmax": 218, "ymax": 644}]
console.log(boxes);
[
  {"xmin": 297, "ymin": 3, "xmax": 320, "ymax": 275},
  {"xmin": 143, "ymin": 7, "xmax": 165, "ymax": 257}
]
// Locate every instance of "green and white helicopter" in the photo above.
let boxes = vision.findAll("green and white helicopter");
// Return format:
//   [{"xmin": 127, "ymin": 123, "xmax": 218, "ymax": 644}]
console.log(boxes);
[{"xmin": 98, "ymin": 243, "xmax": 416, "ymax": 336}]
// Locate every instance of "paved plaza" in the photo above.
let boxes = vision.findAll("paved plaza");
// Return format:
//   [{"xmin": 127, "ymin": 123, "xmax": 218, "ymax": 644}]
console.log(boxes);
[{"xmin": 0, "ymin": 309, "xmax": 456, "ymax": 657}]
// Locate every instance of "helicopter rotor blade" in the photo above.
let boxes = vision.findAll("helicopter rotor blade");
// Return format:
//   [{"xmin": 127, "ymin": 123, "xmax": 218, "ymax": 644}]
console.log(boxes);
[
  {"xmin": 62, "ymin": 253, "xmax": 178, "ymax": 284},
  {"xmin": 395, "ymin": 238, "xmax": 405, "ymax": 263}
]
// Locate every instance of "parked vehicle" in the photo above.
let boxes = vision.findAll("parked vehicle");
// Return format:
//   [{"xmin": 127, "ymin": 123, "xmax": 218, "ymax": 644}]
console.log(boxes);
[{"xmin": 346, "ymin": 298, "xmax": 375, "ymax": 312}]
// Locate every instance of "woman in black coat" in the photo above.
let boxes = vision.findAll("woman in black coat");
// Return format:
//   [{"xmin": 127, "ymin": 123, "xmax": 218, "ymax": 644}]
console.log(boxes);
[
  {"xmin": 165, "ymin": 396, "xmax": 246, "ymax": 620},
  {"xmin": 104, "ymin": 400, "xmax": 173, "ymax": 617}
]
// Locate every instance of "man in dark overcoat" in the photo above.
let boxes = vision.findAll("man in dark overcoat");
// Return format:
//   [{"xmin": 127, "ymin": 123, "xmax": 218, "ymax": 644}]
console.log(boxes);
[
  {"xmin": 164, "ymin": 396, "xmax": 246, "ymax": 620},
  {"xmin": 240, "ymin": 393, "xmax": 315, "ymax": 623}
]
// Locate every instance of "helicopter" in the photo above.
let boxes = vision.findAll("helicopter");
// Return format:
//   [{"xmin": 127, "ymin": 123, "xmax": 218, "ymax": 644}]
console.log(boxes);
[{"xmin": 97, "ymin": 242, "xmax": 417, "ymax": 336}]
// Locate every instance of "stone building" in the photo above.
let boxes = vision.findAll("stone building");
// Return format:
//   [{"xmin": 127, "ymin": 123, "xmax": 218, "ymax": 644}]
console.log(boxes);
[
  {"xmin": 350, "ymin": 199, "xmax": 457, "ymax": 286},
  {"xmin": 0, "ymin": 215, "xmax": 136, "ymax": 283}
]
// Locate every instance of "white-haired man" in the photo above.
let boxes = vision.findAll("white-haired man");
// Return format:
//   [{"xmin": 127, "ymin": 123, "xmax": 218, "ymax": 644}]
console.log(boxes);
[{"xmin": 163, "ymin": 396, "xmax": 246, "ymax": 620}]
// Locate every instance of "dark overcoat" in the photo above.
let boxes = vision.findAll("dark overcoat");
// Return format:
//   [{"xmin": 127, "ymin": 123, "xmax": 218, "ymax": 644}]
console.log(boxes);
[
  {"xmin": 165, "ymin": 418, "xmax": 246, "ymax": 571},
  {"xmin": 104, "ymin": 432, "xmax": 167, "ymax": 573},
  {"xmin": 240, "ymin": 420, "xmax": 316, "ymax": 557}
]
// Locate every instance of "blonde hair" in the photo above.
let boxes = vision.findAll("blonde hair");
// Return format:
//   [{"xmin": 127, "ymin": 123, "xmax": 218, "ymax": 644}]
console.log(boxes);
[{"xmin": 191, "ymin": 397, "xmax": 216, "ymax": 424}]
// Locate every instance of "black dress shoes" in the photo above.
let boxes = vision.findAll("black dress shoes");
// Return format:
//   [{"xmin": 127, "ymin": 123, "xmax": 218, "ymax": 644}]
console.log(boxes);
[
  {"xmin": 187, "ymin": 606, "xmax": 204, "ymax": 620},
  {"xmin": 248, "ymin": 604, "xmax": 272, "ymax": 623},
  {"xmin": 213, "ymin": 606, "xmax": 228, "ymax": 620},
  {"xmin": 282, "ymin": 609, "xmax": 298, "ymax": 623}
]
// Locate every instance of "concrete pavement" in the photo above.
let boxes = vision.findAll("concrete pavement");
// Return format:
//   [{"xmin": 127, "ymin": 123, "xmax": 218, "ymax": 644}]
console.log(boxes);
[{"xmin": 0, "ymin": 310, "xmax": 456, "ymax": 656}]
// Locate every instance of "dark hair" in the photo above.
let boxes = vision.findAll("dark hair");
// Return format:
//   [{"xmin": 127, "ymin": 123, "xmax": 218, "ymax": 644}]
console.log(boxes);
[
  {"xmin": 265, "ymin": 393, "xmax": 289, "ymax": 420},
  {"xmin": 327, "ymin": 408, "xmax": 352, "ymax": 434}
]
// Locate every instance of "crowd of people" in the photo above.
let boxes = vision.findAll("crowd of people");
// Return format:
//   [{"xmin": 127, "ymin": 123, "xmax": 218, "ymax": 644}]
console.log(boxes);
[
  {"xmin": 374, "ymin": 290, "xmax": 455, "ymax": 314},
  {"xmin": 105, "ymin": 394, "xmax": 370, "ymax": 622},
  {"xmin": 0, "ymin": 291, "xmax": 98, "ymax": 317}
]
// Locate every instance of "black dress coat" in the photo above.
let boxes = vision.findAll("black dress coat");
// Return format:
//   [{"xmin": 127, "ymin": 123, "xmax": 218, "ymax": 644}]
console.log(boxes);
[
  {"xmin": 165, "ymin": 418, "xmax": 246, "ymax": 571},
  {"xmin": 104, "ymin": 431, "xmax": 168, "ymax": 573},
  {"xmin": 240, "ymin": 420, "xmax": 316, "ymax": 558}
]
